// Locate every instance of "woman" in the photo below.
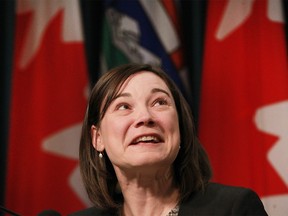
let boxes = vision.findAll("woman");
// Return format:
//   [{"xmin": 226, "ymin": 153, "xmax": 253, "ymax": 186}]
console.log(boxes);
[{"xmin": 70, "ymin": 63, "xmax": 267, "ymax": 216}]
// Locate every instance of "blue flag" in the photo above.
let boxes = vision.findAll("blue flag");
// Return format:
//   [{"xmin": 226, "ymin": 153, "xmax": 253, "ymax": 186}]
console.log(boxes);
[{"xmin": 101, "ymin": 0, "xmax": 188, "ymax": 95}]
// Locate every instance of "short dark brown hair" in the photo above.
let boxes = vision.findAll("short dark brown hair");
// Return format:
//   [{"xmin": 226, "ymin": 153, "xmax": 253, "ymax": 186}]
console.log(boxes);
[{"xmin": 79, "ymin": 63, "xmax": 212, "ymax": 211}]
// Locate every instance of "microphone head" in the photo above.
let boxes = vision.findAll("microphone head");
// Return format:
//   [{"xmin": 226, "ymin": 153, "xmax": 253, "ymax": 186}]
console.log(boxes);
[{"xmin": 37, "ymin": 209, "xmax": 61, "ymax": 216}]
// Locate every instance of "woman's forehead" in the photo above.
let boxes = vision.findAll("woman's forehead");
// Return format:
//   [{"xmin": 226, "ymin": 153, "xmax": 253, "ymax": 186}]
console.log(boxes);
[{"xmin": 118, "ymin": 71, "xmax": 169, "ymax": 92}]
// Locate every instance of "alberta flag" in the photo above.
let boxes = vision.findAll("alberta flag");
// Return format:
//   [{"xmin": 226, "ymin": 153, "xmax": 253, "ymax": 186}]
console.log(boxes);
[{"xmin": 101, "ymin": 0, "xmax": 188, "ymax": 95}]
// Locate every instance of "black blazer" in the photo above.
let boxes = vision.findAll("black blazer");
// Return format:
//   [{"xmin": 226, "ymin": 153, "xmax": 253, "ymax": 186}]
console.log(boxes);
[{"xmin": 69, "ymin": 183, "xmax": 268, "ymax": 216}]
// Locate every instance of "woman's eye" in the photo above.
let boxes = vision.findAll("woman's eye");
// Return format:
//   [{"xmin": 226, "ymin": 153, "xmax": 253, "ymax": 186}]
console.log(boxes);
[
  {"xmin": 117, "ymin": 103, "xmax": 130, "ymax": 110},
  {"xmin": 154, "ymin": 98, "xmax": 168, "ymax": 106}
]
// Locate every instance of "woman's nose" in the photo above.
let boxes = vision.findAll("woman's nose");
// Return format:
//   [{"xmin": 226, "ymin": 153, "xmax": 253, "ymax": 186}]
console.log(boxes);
[{"xmin": 134, "ymin": 107, "xmax": 155, "ymax": 127}]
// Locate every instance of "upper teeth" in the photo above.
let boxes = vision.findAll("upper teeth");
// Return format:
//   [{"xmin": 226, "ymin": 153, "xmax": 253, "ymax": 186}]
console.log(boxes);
[{"xmin": 135, "ymin": 136, "xmax": 159, "ymax": 143}]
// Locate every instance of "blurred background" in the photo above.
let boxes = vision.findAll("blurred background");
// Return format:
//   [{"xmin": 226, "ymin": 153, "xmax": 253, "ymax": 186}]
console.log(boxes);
[{"xmin": 1, "ymin": 0, "xmax": 288, "ymax": 215}]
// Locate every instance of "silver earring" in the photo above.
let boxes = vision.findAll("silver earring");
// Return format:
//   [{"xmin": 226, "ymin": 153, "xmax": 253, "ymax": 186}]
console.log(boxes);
[{"xmin": 99, "ymin": 152, "xmax": 103, "ymax": 158}]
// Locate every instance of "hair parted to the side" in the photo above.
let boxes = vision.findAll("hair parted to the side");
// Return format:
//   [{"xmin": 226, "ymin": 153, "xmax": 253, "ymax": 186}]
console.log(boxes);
[{"xmin": 79, "ymin": 63, "xmax": 212, "ymax": 212}]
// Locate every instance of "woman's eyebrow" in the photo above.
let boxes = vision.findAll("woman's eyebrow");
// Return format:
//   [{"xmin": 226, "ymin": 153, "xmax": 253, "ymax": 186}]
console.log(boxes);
[
  {"xmin": 113, "ymin": 88, "xmax": 170, "ymax": 101},
  {"xmin": 112, "ymin": 92, "xmax": 131, "ymax": 101},
  {"xmin": 151, "ymin": 88, "xmax": 171, "ymax": 97}
]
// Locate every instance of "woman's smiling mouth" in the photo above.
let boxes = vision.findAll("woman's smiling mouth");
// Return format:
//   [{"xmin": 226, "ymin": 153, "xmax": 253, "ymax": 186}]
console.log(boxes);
[{"xmin": 131, "ymin": 135, "xmax": 163, "ymax": 145}]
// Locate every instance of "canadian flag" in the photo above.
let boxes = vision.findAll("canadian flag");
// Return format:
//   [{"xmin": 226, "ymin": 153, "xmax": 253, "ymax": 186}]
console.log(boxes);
[
  {"xmin": 5, "ymin": 0, "xmax": 90, "ymax": 215},
  {"xmin": 199, "ymin": 0, "xmax": 288, "ymax": 215}
]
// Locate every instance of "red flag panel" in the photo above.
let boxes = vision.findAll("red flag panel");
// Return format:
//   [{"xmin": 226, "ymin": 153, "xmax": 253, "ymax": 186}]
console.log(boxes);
[
  {"xmin": 5, "ymin": 1, "xmax": 89, "ymax": 215},
  {"xmin": 199, "ymin": 0, "xmax": 288, "ymax": 215}
]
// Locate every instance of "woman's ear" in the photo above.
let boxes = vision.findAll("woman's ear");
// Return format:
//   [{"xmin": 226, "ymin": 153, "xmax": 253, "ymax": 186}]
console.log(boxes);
[{"xmin": 91, "ymin": 125, "xmax": 105, "ymax": 151}]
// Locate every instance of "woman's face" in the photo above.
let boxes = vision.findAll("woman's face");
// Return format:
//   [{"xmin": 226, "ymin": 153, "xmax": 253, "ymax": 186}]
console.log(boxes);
[{"xmin": 92, "ymin": 71, "xmax": 180, "ymax": 171}]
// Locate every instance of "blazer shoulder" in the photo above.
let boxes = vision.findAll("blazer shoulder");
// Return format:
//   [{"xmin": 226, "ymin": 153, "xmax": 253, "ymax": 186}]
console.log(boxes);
[
  {"xmin": 179, "ymin": 182, "xmax": 268, "ymax": 216},
  {"xmin": 68, "ymin": 207, "xmax": 115, "ymax": 216}
]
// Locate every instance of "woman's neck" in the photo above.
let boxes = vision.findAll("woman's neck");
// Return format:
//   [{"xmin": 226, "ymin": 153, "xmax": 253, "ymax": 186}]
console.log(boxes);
[{"xmin": 115, "ymin": 167, "xmax": 180, "ymax": 216}]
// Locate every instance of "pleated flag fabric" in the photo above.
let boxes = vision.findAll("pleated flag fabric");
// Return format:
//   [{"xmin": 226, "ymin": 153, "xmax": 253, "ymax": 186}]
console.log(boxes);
[{"xmin": 199, "ymin": 1, "xmax": 288, "ymax": 215}]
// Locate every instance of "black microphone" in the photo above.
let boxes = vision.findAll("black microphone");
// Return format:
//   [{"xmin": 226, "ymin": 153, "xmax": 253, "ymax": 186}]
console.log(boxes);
[
  {"xmin": 37, "ymin": 210, "xmax": 61, "ymax": 216},
  {"xmin": 0, "ymin": 205, "xmax": 21, "ymax": 216}
]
